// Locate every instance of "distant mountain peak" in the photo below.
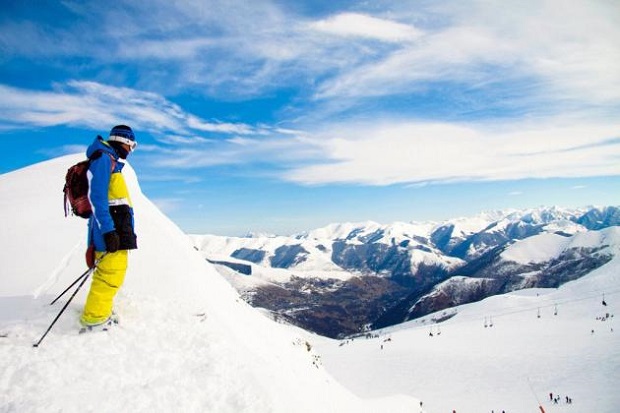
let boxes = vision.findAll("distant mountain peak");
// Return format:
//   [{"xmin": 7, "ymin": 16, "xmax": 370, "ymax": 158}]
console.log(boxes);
[{"xmin": 193, "ymin": 205, "xmax": 619, "ymax": 337}]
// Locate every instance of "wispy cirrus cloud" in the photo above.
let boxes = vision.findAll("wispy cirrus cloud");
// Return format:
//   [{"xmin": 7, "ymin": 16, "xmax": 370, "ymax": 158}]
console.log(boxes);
[
  {"xmin": 148, "ymin": 132, "xmax": 322, "ymax": 171},
  {"xmin": 308, "ymin": 12, "xmax": 423, "ymax": 43},
  {"xmin": 187, "ymin": 115, "xmax": 255, "ymax": 135},
  {"xmin": 2, "ymin": 0, "xmax": 619, "ymax": 189},
  {"xmin": 0, "ymin": 79, "xmax": 317, "ymax": 171},
  {"xmin": 0, "ymin": 81, "xmax": 256, "ymax": 138},
  {"xmin": 282, "ymin": 118, "xmax": 620, "ymax": 186},
  {"xmin": 1, "ymin": 79, "xmax": 618, "ymax": 187},
  {"xmin": 313, "ymin": 1, "xmax": 620, "ymax": 109},
  {"xmin": 4, "ymin": 0, "xmax": 618, "ymax": 110}
]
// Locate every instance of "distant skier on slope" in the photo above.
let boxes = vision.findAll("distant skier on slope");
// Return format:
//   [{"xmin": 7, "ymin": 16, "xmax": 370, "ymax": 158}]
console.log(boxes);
[{"xmin": 80, "ymin": 125, "xmax": 138, "ymax": 330}]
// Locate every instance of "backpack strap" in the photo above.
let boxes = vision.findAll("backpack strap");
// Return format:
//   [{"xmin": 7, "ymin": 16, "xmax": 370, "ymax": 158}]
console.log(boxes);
[{"xmin": 89, "ymin": 150, "xmax": 117, "ymax": 173}]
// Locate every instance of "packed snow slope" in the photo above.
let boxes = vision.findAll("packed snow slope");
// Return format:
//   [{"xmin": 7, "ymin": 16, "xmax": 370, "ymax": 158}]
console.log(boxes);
[
  {"xmin": 315, "ymin": 228, "xmax": 620, "ymax": 413},
  {"xmin": 0, "ymin": 155, "xmax": 418, "ymax": 413}
]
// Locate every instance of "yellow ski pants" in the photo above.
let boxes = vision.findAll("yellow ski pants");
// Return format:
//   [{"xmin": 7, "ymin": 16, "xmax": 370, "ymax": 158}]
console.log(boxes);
[{"xmin": 80, "ymin": 250, "xmax": 127, "ymax": 326}]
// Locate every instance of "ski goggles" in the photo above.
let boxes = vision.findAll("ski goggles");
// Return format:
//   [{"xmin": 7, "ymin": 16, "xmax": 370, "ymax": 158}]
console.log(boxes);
[{"xmin": 108, "ymin": 135, "xmax": 138, "ymax": 151}]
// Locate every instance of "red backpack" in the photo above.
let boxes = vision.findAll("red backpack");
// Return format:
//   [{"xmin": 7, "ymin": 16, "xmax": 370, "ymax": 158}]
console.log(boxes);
[{"xmin": 63, "ymin": 151, "xmax": 116, "ymax": 218}]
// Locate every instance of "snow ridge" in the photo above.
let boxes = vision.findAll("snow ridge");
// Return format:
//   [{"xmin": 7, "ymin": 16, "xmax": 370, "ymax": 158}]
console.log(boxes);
[{"xmin": 0, "ymin": 155, "xmax": 418, "ymax": 413}]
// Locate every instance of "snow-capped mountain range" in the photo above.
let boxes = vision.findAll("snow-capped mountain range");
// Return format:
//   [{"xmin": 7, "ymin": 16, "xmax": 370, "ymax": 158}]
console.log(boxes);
[{"xmin": 192, "ymin": 206, "xmax": 620, "ymax": 337}]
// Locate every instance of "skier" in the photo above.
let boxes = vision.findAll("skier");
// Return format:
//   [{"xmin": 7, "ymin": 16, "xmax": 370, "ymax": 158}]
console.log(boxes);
[{"xmin": 79, "ymin": 125, "xmax": 138, "ymax": 329}]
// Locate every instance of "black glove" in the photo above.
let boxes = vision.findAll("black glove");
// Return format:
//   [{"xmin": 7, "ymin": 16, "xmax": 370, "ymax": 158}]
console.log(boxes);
[{"xmin": 104, "ymin": 231, "xmax": 120, "ymax": 253}]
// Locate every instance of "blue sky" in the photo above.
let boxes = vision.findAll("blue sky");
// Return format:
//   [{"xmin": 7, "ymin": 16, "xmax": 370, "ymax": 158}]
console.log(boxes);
[{"xmin": 1, "ymin": 0, "xmax": 619, "ymax": 236}]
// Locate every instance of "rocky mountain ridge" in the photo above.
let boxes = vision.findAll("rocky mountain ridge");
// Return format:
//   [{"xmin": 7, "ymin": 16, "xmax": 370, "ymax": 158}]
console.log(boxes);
[{"xmin": 192, "ymin": 206, "xmax": 620, "ymax": 338}]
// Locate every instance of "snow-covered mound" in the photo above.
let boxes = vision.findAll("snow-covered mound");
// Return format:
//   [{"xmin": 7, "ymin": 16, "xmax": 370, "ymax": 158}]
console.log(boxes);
[
  {"xmin": 502, "ymin": 227, "xmax": 620, "ymax": 264},
  {"xmin": 0, "ymin": 155, "xmax": 418, "ymax": 413}
]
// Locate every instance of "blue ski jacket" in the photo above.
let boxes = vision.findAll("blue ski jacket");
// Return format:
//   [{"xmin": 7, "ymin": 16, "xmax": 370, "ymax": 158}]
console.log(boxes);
[{"xmin": 86, "ymin": 136, "xmax": 137, "ymax": 252}]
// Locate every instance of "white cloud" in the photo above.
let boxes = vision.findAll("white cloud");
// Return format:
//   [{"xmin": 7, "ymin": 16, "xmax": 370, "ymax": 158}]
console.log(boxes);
[
  {"xmin": 117, "ymin": 38, "xmax": 216, "ymax": 60},
  {"xmin": 282, "ymin": 118, "xmax": 620, "ymax": 185},
  {"xmin": 149, "ymin": 131, "xmax": 321, "ymax": 170},
  {"xmin": 3, "ymin": 0, "xmax": 619, "ymax": 108},
  {"xmin": 2, "ymin": 0, "xmax": 619, "ymax": 190},
  {"xmin": 0, "ymin": 82, "xmax": 255, "ymax": 138},
  {"xmin": 187, "ymin": 115, "xmax": 254, "ymax": 135},
  {"xmin": 155, "ymin": 135, "xmax": 214, "ymax": 145},
  {"xmin": 314, "ymin": 0, "xmax": 620, "ymax": 107},
  {"xmin": 138, "ymin": 173, "xmax": 202, "ymax": 184},
  {"xmin": 308, "ymin": 12, "xmax": 423, "ymax": 43},
  {"xmin": 151, "ymin": 148, "xmax": 243, "ymax": 168}
]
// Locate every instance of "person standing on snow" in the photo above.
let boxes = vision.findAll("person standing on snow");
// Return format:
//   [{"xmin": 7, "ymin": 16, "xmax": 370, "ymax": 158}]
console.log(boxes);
[{"xmin": 80, "ymin": 125, "xmax": 138, "ymax": 329}]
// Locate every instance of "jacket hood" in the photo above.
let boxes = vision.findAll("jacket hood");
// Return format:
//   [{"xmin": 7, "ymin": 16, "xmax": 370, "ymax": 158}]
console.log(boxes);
[{"xmin": 86, "ymin": 136, "xmax": 119, "ymax": 160}]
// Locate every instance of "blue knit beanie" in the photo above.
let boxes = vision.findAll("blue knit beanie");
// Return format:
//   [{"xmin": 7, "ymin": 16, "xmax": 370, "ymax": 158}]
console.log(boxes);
[{"xmin": 108, "ymin": 125, "xmax": 137, "ymax": 149}]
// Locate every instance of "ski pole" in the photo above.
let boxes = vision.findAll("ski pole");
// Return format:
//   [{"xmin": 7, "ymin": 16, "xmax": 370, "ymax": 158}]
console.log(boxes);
[
  {"xmin": 50, "ymin": 267, "xmax": 91, "ymax": 305},
  {"xmin": 50, "ymin": 253, "xmax": 107, "ymax": 305},
  {"xmin": 34, "ymin": 254, "xmax": 107, "ymax": 348},
  {"xmin": 33, "ymin": 269, "xmax": 92, "ymax": 348}
]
